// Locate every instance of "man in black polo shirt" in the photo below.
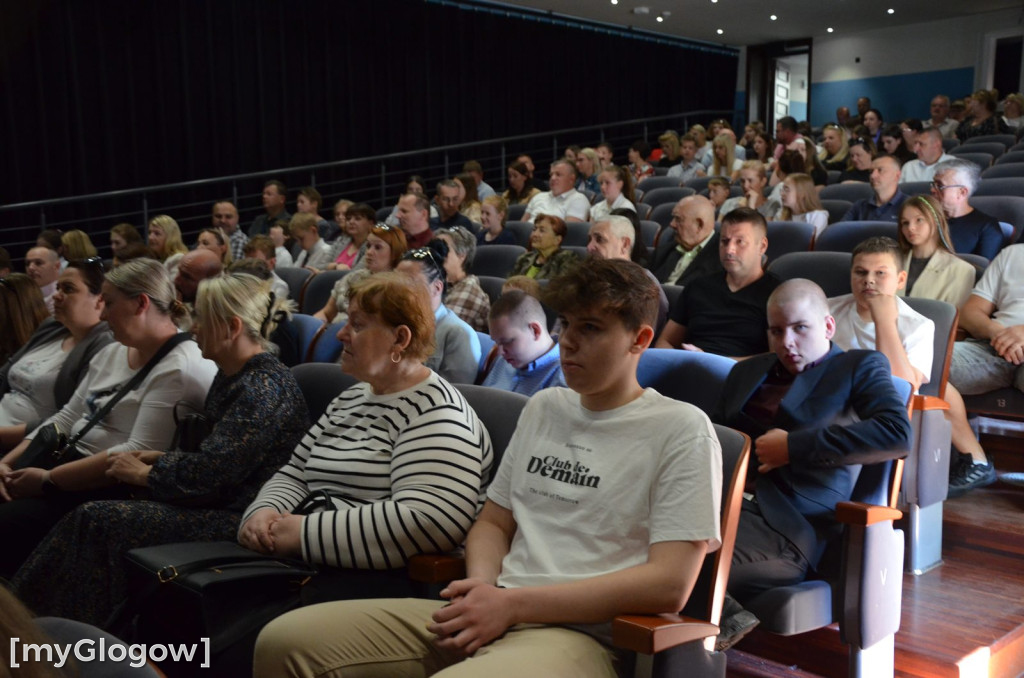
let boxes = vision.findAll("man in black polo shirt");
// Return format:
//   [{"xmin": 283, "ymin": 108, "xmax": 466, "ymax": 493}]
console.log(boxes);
[{"xmin": 655, "ymin": 207, "xmax": 780, "ymax": 358}]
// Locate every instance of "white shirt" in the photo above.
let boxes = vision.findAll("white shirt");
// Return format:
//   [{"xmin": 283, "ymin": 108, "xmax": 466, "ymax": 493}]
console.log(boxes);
[
  {"xmin": 294, "ymin": 239, "xmax": 334, "ymax": 270},
  {"xmin": 0, "ymin": 339, "xmax": 66, "ymax": 426},
  {"xmin": 589, "ymin": 194, "xmax": 636, "ymax": 223},
  {"xmin": 525, "ymin": 188, "xmax": 590, "ymax": 223},
  {"xmin": 31, "ymin": 339, "xmax": 217, "ymax": 456},
  {"xmin": 275, "ymin": 246, "xmax": 295, "ymax": 268},
  {"xmin": 972, "ymin": 243, "xmax": 1024, "ymax": 328},
  {"xmin": 828, "ymin": 293, "xmax": 934, "ymax": 386},
  {"xmin": 900, "ymin": 153, "xmax": 955, "ymax": 183}
]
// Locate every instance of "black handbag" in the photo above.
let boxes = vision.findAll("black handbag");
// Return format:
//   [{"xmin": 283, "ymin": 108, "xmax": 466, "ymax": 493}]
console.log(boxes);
[
  {"xmin": 14, "ymin": 333, "xmax": 193, "ymax": 471},
  {"xmin": 170, "ymin": 401, "xmax": 213, "ymax": 454}
]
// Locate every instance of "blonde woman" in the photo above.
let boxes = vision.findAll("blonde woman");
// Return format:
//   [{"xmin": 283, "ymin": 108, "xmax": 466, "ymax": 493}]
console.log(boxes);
[
  {"xmin": 818, "ymin": 123, "xmax": 850, "ymax": 171},
  {"xmin": 779, "ymin": 173, "xmax": 829, "ymax": 236},
  {"xmin": 12, "ymin": 273, "xmax": 308, "ymax": 626},
  {"xmin": 60, "ymin": 230, "xmax": 98, "ymax": 261},
  {"xmin": 897, "ymin": 194, "xmax": 975, "ymax": 309},
  {"xmin": 197, "ymin": 227, "xmax": 234, "ymax": 266},
  {"xmin": 147, "ymin": 214, "xmax": 188, "ymax": 279},
  {"xmin": 710, "ymin": 133, "xmax": 743, "ymax": 181}
]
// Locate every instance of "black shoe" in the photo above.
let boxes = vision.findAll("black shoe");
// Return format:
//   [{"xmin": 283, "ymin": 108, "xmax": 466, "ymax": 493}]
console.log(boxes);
[
  {"xmin": 948, "ymin": 453, "xmax": 996, "ymax": 498},
  {"xmin": 715, "ymin": 595, "xmax": 760, "ymax": 651}
]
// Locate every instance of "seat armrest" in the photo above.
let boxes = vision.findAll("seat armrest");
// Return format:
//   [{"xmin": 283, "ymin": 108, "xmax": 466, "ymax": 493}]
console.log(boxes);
[
  {"xmin": 955, "ymin": 328, "xmax": 968, "ymax": 341},
  {"xmin": 912, "ymin": 395, "xmax": 950, "ymax": 412},
  {"xmin": 407, "ymin": 554, "xmax": 466, "ymax": 583},
  {"xmin": 612, "ymin": 614, "xmax": 720, "ymax": 654},
  {"xmin": 835, "ymin": 501, "xmax": 902, "ymax": 526}
]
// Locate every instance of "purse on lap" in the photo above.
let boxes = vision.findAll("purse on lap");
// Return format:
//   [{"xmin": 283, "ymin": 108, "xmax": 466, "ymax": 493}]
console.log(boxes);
[{"xmin": 14, "ymin": 334, "xmax": 193, "ymax": 471}]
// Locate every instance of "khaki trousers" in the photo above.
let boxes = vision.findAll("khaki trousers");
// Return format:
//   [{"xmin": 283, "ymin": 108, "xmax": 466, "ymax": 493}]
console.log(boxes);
[{"xmin": 254, "ymin": 598, "xmax": 621, "ymax": 678}]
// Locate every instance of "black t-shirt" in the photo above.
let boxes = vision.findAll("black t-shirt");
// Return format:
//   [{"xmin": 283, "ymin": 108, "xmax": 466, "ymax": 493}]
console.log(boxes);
[
  {"xmin": 670, "ymin": 271, "xmax": 781, "ymax": 357},
  {"xmin": 838, "ymin": 168, "xmax": 871, "ymax": 183}
]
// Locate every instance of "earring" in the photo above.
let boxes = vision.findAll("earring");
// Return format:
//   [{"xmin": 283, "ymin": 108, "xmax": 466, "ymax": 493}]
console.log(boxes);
[{"xmin": 390, "ymin": 350, "xmax": 402, "ymax": 364}]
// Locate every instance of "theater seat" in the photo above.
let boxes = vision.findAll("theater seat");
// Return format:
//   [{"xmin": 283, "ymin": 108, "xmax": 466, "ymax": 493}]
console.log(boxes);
[
  {"xmin": 741, "ymin": 377, "xmax": 913, "ymax": 678},
  {"xmin": 820, "ymin": 183, "xmax": 873, "ymax": 203},
  {"xmin": 767, "ymin": 251, "xmax": 853, "ymax": 297},
  {"xmin": 765, "ymin": 221, "xmax": 815, "ymax": 263},
  {"xmin": 814, "ymin": 221, "xmax": 898, "ymax": 253},
  {"xmin": 821, "ymin": 199, "xmax": 853, "ymax": 225},
  {"xmin": 291, "ymin": 362, "xmax": 357, "ymax": 420},
  {"xmin": 636, "ymin": 349, "xmax": 736, "ymax": 415},
  {"xmin": 301, "ymin": 270, "xmax": 348, "ymax": 315},
  {"xmin": 507, "ymin": 203, "xmax": 527, "ymax": 221},
  {"xmin": 504, "ymin": 221, "xmax": 533, "ymax": 248},
  {"xmin": 638, "ymin": 176, "xmax": 683, "ymax": 192},
  {"xmin": 968, "ymin": 196, "xmax": 1024, "ymax": 245},
  {"xmin": 275, "ymin": 267, "xmax": 314, "ymax": 307},
  {"xmin": 643, "ymin": 187, "xmax": 697, "ymax": 209},
  {"xmin": 470, "ymin": 245, "xmax": 526, "ymax": 278}
]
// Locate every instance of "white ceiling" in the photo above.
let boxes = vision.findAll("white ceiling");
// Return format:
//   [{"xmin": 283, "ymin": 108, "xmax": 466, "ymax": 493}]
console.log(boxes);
[{"xmin": 495, "ymin": 0, "xmax": 1024, "ymax": 47}]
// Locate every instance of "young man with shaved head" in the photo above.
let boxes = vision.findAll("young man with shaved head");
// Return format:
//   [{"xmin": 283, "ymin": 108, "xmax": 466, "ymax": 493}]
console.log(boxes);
[{"xmin": 713, "ymin": 278, "xmax": 912, "ymax": 648}]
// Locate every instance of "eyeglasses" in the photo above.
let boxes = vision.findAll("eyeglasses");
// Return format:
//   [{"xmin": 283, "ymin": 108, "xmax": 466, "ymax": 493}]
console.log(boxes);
[{"xmin": 930, "ymin": 181, "xmax": 965, "ymax": 192}]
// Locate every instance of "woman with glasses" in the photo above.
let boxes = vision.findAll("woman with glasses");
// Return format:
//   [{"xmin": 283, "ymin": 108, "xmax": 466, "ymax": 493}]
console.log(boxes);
[
  {"xmin": 0, "ymin": 274, "xmax": 50, "ymax": 367},
  {"xmin": 0, "ymin": 259, "xmax": 113, "ymax": 431},
  {"xmin": 0, "ymin": 258, "xmax": 217, "ymax": 578},
  {"xmin": 434, "ymin": 226, "xmax": 491, "ymax": 332},
  {"xmin": 509, "ymin": 214, "xmax": 580, "ymax": 281},
  {"xmin": 396, "ymin": 242, "xmax": 481, "ymax": 384},
  {"xmin": 818, "ymin": 124, "xmax": 850, "ymax": 171},
  {"xmin": 314, "ymin": 223, "xmax": 408, "ymax": 324},
  {"xmin": 12, "ymin": 273, "xmax": 309, "ymax": 627},
  {"xmin": 839, "ymin": 136, "xmax": 876, "ymax": 183}
]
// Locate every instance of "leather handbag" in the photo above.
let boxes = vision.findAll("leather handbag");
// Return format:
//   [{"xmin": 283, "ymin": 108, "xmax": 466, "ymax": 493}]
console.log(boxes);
[{"xmin": 170, "ymin": 401, "xmax": 213, "ymax": 454}]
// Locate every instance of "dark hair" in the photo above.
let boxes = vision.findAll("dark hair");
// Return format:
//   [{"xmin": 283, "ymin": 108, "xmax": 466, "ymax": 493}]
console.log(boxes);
[
  {"xmin": 462, "ymin": 160, "xmax": 483, "ymax": 175},
  {"xmin": 404, "ymin": 175, "xmax": 427, "ymax": 193},
  {"xmin": 610, "ymin": 208, "xmax": 647, "ymax": 266},
  {"xmin": 901, "ymin": 118, "xmax": 924, "ymax": 134},
  {"xmin": 542, "ymin": 258, "xmax": 659, "ymax": 332},
  {"xmin": 111, "ymin": 223, "xmax": 143, "ymax": 247},
  {"xmin": 753, "ymin": 131, "xmax": 775, "ymax": 162},
  {"xmin": 629, "ymin": 139, "xmax": 650, "ymax": 160},
  {"xmin": 0, "ymin": 246, "xmax": 10, "ymax": 273},
  {"xmin": 721, "ymin": 206, "xmax": 768, "ymax": 236},
  {"xmin": 345, "ymin": 203, "xmax": 377, "ymax": 224},
  {"xmin": 597, "ymin": 141, "xmax": 614, "ymax": 154},
  {"xmin": 865, "ymin": 108, "xmax": 884, "ymax": 126},
  {"xmin": 777, "ymin": 116, "xmax": 798, "ymax": 133},
  {"xmin": 66, "ymin": 257, "xmax": 108, "ymax": 295},
  {"xmin": 264, "ymin": 179, "xmax": 287, "ymax": 196},
  {"xmin": 0, "ymin": 273, "xmax": 49, "ymax": 360},
  {"xmin": 881, "ymin": 125, "xmax": 914, "ymax": 164},
  {"xmin": 403, "ymin": 239, "xmax": 449, "ymax": 296},
  {"xmin": 298, "ymin": 186, "xmax": 322, "ymax": 207},
  {"xmin": 852, "ymin": 236, "xmax": 903, "ymax": 271},
  {"xmin": 505, "ymin": 161, "xmax": 536, "ymax": 202},
  {"xmin": 37, "ymin": 228, "xmax": 63, "ymax": 252},
  {"xmin": 456, "ymin": 172, "xmax": 480, "ymax": 204},
  {"xmin": 114, "ymin": 241, "xmax": 157, "ymax": 264}
]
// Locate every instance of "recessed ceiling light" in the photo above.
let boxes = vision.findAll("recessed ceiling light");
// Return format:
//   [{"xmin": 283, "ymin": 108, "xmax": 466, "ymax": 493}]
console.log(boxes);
[
  {"xmin": 887, "ymin": 7, "xmax": 894, "ymax": 13},
  {"xmin": 716, "ymin": 28, "xmax": 724, "ymax": 34},
  {"xmin": 610, "ymin": 0, "xmax": 617, "ymax": 4},
  {"xmin": 711, "ymin": 0, "xmax": 717, "ymax": 4},
  {"xmin": 770, "ymin": 14, "xmax": 777, "ymax": 20},
  {"xmin": 827, "ymin": 27, "xmax": 834, "ymax": 32},
  {"xmin": 656, "ymin": 15, "xmax": 663, "ymax": 21}
]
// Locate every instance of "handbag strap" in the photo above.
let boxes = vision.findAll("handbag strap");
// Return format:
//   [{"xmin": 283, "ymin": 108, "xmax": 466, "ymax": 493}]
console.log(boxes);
[{"xmin": 64, "ymin": 333, "xmax": 192, "ymax": 452}]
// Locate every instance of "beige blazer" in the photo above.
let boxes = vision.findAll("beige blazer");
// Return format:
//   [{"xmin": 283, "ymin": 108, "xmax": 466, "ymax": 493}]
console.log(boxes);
[{"xmin": 901, "ymin": 248, "xmax": 975, "ymax": 310}]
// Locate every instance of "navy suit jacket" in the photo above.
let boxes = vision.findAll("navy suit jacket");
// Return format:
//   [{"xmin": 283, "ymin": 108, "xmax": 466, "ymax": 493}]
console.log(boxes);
[
  {"xmin": 650, "ymin": 232, "xmax": 724, "ymax": 285},
  {"xmin": 714, "ymin": 345, "xmax": 911, "ymax": 566}
]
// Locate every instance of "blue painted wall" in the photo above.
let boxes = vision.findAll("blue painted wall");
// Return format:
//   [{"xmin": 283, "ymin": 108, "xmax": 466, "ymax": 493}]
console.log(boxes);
[
  {"xmin": 790, "ymin": 101, "xmax": 808, "ymax": 122},
  {"xmin": 809, "ymin": 67, "xmax": 974, "ymax": 127}
]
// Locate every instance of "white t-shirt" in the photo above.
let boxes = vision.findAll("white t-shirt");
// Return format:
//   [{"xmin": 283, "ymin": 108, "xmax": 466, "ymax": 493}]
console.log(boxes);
[
  {"xmin": 275, "ymin": 246, "xmax": 295, "ymax": 268},
  {"xmin": 972, "ymin": 243, "xmax": 1024, "ymax": 328},
  {"xmin": 792, "ymin": 210, "xmax": 829, "ymax": 237},
  {"xmin": 899, "ymin": 153, "xmax": 955, "ymax": 183},
  {"xmin": 525, "ymin": 189, "xmax": 591, "ymax": 223},
  {"xmin": 828, "ymin": 293, "xmax": 934, "ymax": 386},
  {"xmin": 0, "ymin": 339, "xmax": 67, "ymax": 427},
  {"xmin": 589, "ymin": 194, "xmax": 636, "ymax": 223},
  {"xmin": 488, "ymin": 387, "xmax": 722, "ymax": 593},
  {"xmin": 31, "ymin": 339, "xmax": 217, "ymax": 456}
]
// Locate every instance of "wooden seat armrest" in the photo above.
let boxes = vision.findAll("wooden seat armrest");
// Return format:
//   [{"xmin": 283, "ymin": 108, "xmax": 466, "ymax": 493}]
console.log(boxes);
[
  {"xmin": 912, "ymin": 394, "xmax": 950, "ymax": 411},
  {"xmin": 835, "ymin": 501, "xmax": 902, "ymax": 526},
  {"xmin": 612, "ymin": 613, "xmax": 719, "ymax": 654},
  {"xmin": 408, "ymin": 554, "xmax": 466, "ymax": 583}
]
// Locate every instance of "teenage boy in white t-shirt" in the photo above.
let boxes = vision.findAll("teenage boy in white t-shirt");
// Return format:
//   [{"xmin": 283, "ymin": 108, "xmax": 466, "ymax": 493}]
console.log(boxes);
[{"xmin": 253, "ymin": 258, "xmax": 723, "ymax": 678}]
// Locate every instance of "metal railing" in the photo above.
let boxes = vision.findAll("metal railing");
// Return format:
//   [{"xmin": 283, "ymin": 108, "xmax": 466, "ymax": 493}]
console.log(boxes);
[{"xmin": 0, "ymin": 109, "xmax": 735, "ymax": 262}]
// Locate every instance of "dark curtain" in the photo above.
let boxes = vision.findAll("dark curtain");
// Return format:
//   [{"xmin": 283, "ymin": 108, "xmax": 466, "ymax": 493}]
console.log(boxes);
[{"xmin": 0, "ymin": 0, "xmax": 737, "ymax": 206}]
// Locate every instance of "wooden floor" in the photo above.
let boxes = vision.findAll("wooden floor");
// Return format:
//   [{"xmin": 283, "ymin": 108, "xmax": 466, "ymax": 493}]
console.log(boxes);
[{"xmin": 725, "ymin": 426, "xmax": 1024, "ymax": 678}]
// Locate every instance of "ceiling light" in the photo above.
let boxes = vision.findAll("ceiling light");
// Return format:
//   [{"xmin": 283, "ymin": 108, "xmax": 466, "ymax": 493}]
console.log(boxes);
[
  {"xmin": 770, "ymin": 14, "xmax": 777, "ymax": 20},
  {"xmin": 656, "ymin": 15, "xmax": 663, "ymax": 21},
  {"xmin": 716, "ymin": 28, "xmax": 724, "ymax": 34},
  {"xmin": 610, "ymin": 0, "xmax": 617, "ymax": 4},
  {"xmin": 711, "ymin": 0, "xmax": 717, "ymax": 4},
  {"xmin": 827, "ymin": 27, "xmax": 834, "ymax": 32},
  {"xmin": 887, "ymin": 8, "xmax": 894, "ymax": 13}
]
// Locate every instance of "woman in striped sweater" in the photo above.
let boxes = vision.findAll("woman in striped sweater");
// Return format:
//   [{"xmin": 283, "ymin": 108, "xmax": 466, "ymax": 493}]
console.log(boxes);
[{"xmin": 239, "ymin": 271, "xmax": 493, "ymax": 574}]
